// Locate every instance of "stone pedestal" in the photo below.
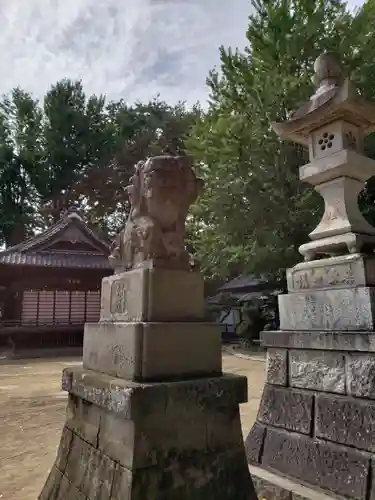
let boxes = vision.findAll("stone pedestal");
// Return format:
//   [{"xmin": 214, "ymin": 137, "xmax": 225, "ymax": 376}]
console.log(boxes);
[
  {"xmin": 246, "ymin": 254, "xmax": 375, "ymax": 500},
  {"xmin": 39, "ymin": 267, "xmax": 257, "ymax": 499}
]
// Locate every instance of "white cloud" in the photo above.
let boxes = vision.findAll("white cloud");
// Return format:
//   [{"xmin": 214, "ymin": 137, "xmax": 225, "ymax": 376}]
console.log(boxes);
[
  {"xmin": 0, "ymin": 0, "xmax": 251, "ymax": 106},
  {"xmin": 0, "ymin": 0, "xmax": 366, "ymax": 107}
]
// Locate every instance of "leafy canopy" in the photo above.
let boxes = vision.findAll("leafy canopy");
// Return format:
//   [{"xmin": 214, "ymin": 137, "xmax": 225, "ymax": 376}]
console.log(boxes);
[{"xmin": 187, "ymin": 0, "xmax": 375, "ymax": 282}]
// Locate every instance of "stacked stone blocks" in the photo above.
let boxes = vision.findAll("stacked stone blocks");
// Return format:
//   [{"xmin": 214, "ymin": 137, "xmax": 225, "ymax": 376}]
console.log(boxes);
[
  {"xmin": 40, "ymin": 155, "xmax": 257, "ymax": 499},
  {"xmin": 246, "ymin": 254, "xmax": 375, "ymax": 500},
  {"xmin": 41, "ymin": 366, "xmax": 250, "ymax": 500}
]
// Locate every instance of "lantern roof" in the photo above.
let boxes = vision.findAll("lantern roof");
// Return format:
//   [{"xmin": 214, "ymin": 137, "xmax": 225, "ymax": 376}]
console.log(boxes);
[{"xmin": 271, "ymin": 52, "xmax": 375, "ymax": 146}]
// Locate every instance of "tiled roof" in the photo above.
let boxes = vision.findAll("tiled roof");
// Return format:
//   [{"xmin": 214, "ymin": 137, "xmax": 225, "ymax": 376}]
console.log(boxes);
[
  {"xmin": 0, "ymin": 251, "xmax": 110, "ymax": 269},
  {"xmin": 219, "ymin": 274, "xmax": 270, "ymax": 292},
  {"xmin": 5, "ymin": 208, "xmax": 109, "ymax": 253},
  {"xmin": 0, "ymin": 208, "xmax": 112, "ymax": 269}
]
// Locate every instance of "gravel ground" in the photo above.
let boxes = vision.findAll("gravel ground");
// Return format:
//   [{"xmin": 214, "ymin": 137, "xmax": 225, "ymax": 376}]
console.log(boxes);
[{"xmin": 0, "ymin": 354, "xmax": 265, "ymax": 500}]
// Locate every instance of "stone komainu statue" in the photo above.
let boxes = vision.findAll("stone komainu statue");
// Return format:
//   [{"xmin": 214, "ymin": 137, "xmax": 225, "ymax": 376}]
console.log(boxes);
[{"xmin": 109, "ymin": 155, "xmax": 203, "ymax": 273}]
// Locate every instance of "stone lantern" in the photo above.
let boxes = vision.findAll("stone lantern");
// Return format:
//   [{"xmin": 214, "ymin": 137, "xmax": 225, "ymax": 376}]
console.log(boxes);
[
  {"xmin": 245, "ymin": 53, "xmax": 375, "ymax": 500},
  {"xmin": 273, "ymin": 51, "xmax": 375, "ymax": 261}
]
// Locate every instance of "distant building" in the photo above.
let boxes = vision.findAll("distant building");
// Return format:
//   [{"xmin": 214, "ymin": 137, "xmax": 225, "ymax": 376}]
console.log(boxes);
[
  {"xmin": 207, "ymin": 274, "xmax": 275, "ymax": 342},
  {"xmin": 0, "ymin": 208, "xmax": 112, "ymax": 357}
]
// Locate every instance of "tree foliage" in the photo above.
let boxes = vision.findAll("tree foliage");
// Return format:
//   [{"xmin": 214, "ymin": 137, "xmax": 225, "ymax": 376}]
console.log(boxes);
[
  {"xmin": 0, "ymin": 82, "xmax": 199, "ymax": 247},
  {"xmin": 187, "ymin": 0, "xmax": 375, "ymax": 282},
  {"xmin": 74, "ymin": 98, "xmax": 201, "ymax": 237},
  {"xmin": 0, "ymin": 88, "xmax": 42, "ymax": 245}
]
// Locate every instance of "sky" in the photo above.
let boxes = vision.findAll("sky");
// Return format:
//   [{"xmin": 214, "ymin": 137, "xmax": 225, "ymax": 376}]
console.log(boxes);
[{"xmin": 0, "ymin": 0, "xmax": 366, "ymax": 107}]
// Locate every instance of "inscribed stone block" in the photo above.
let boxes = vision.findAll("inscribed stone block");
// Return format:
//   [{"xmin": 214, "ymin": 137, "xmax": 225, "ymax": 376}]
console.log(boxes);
[
  {"xmin": 244, "ymin": 422, "xmax": 266, "ymax": 465},
  {"xmin": 83, "ymin": 321, "xmax": 222, "ymax": 381},
  {"xmin": 346, "ymin": 353, "xmax": 375, "ymax": 399},
  {"xmin": 262, "ymin": 329, "xmax": 375, "ymax": 352},
  {"xmin": 289, "ymin": 350, "xmax": 345, "ymax": 393},
  {"xmin": 316, "ymin": 393, "xmax": 375, "ymax": 452},
  {"xmin": 286, "ymin": 253, "xmax": 375, "ymax": 292},
  {"xmin": 262, "ymin": 428, "xmax": 369, "ymax": 499},
  {"xmin": 83, "ymin": 322, "xmax": 142, "ymax": 380},
  {"xmin": 266, "ymin": 348, "xmax": 287, "ymax": 385},
  {"xmin": 64, "ymin": 433, "xmax": 116, "ymax": 500},
  {"xmin": 257, "ymin": 385, "xmax": 313, "ymax": 434},
  {"xmin": 279, "ymin": 287, "xmax": 375, "ymax": 330},
  {"xmin": 100, "ymin": 267, "xmax": 205, "ymax": 322}
]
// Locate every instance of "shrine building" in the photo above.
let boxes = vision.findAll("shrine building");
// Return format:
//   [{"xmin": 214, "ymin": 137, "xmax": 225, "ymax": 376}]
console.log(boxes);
[{"xmin": 0, "ymin": 208, "xmax": 112, "ymax": 357}]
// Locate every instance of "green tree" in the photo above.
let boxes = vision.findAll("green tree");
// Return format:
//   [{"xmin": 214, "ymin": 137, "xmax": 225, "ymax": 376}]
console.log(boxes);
[
  {"xmin": 0, "ymin": 79, "xmax": 200, "ymax": 245},
  {"xmin": 187, "ymin": 0, "xmax": 375, "ymax": 282},
  {"xmin": 78, "ymin": 98, "xmax": 202, "ymax": 238},
  {"xmin": 39, "ymin": 79, "xmax": 114, "ymax": 224},
  {"xmin": 0, "ymin": 88, "xmax": 43, "ymax": 246}
]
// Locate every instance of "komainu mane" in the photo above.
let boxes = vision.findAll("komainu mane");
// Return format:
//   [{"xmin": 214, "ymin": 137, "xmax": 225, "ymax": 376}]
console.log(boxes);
[{"xmin": 109, "ymin": 155, "xmax": 203, "ymax": 273}]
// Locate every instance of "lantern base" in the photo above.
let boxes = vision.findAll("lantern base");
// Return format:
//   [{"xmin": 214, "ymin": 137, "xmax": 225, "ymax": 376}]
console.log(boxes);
[
  {"xmin": 299, "ymin": 231, "xmax": 375, "ymax": 261},
  {"xmin": 246, "ymin": 328, "xmax": 375, "ymax": 500}
]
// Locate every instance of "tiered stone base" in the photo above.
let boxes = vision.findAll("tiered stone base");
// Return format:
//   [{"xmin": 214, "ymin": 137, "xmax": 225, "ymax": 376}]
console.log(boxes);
[
  {"xmin": 40, "ymin": 366, "xmax": 257, "ymax": 500},
  {"xmin": 246, "ymin": 329, "xmax": 375, "ymax": 500}
]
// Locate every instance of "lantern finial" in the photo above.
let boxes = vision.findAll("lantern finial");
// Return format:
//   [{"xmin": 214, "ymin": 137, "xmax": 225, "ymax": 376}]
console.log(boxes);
[{"xmin": 312, "ymin": 51, "xmax": 343, "ymax": 90}]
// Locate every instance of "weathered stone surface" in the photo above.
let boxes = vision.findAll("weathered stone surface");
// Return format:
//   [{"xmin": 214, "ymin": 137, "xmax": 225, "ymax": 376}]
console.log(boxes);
[
  {"xmin": 110, "ymin": 465, "xmax": 132, "ymax": 499},
  {"xmin": 252, "ymin": 474, "xmax": 292, "ymax": 500},
  {"xmin": 97, "ymin": 412, "xmax": 136, "ymax": 469},
  {"xmin": 100, "ymin": 267, "xmax": 205, "ymax": 322},
  {"xmin": 39, "ymin": 467, "xmax": 63, "ymax": 500},
  {"xmin": 66, "ymin": 395, "xmax": 101, "ymax": 447},
  {"xmin": 96, "ymin": 401, "xmax": 244, "ymax": 470},
  {"xmin": 257, "ymin": 385, "xmax": 313, "ymax": 434},
  {"xmin": 111, "ymin": 448, "xmax": 256, "ymax": 500},
  {"xmin": 262, "ymin": 329, "xmax": 375, "ymax": 352},
  {"xmin": 39, "ymin": 467, "xmax": 86, "ymax": 500},
  {"xmin": 83, "ymin": 321, "xmax": 222, "ymax": 381},
  {"xmin": 289, "ymin": 350, "xmax": 345, "ymax": 393},
  {"xmin": 250, "ymin": 466, "xmax": 338, "ymax": 500},
  {"xmin": 370, "ymin": 459, "xmax": 375, "ymax": 500},
  {"xmin": 83, "ymin": 321, "xmax": 142, "ymax": 380},
  {"xmin": 287, "ymin": 253, "xmax": 375, "ymax": 292},
  {"xmin": 266, "ymin": 349, "xmax": 287, "ymax": 385},
  {"xmin": 41, "ymin": 151, "xmax": 256, "ymax": 499},
  {"xmin": 316, "ymin": 393, "xmax": 375, "ymax": 451},
  {"xmin": 262, "ymin": 428, "xmax": 370, "ymax": 499},
  {"xmin": 346, "ymin": 353, "xmax": 375, "ymax": 399},
  {"xmin": 62, "ymin": 367, "xmax": 248, "ymax": 419},
  {"xmin": 40, "ymin": 422, "xmax": 256, "ymax": 500},
  {"xmin": 244, "ymin": 422, "xmax": 266, "ymax": 465},
  {"xmin": 140, "ymin": 322, "xmax": 222, "ymax": 381},
  {"xmin": 255, "ymin": 52, "xmax": 375, "ymax": 500},
  {"xmin": 108, "ymin": 156, "xmax": 203, "ymax": 273},
  {"xmin": 279, "ymin": 287, "xmax": 375, "ymax": 331},
  {"xmin": 64, "ymin": 433, "xmax": 117, "ymax": 500},
  {"xmin": 55, "ymin": 426, "xmax": 73, "ymax": 474}
]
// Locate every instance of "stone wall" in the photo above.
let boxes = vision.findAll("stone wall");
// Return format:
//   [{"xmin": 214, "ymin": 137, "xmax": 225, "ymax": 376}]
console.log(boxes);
[{"xmin": 246, "ymin": 330, "xmax": 375, "ymax": 500}]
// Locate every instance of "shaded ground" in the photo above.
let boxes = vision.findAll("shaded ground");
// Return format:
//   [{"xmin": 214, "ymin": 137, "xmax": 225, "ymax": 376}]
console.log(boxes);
[{"xmin": 0, "ymin": 353, "xmax": 265, "ymax": 500}]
